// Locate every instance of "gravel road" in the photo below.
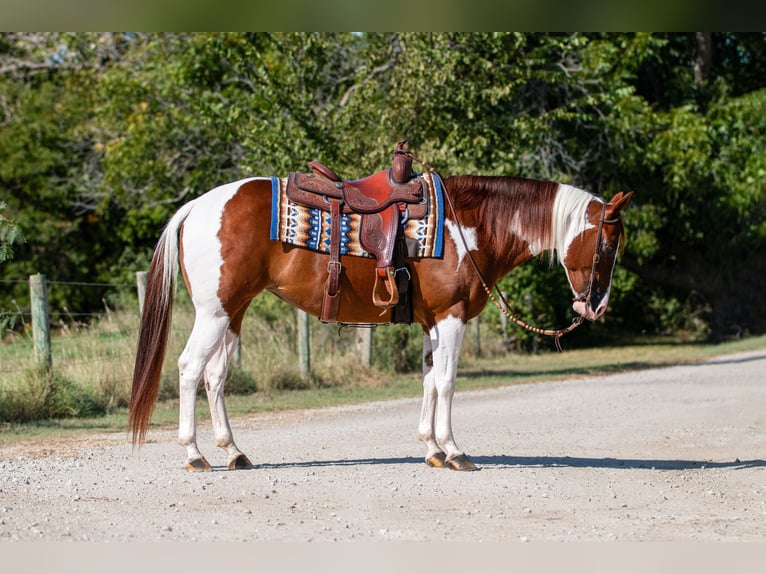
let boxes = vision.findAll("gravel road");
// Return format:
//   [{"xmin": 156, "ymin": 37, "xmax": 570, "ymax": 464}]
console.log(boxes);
[{"xmin": 1, "ymin": 349, "xmax": 764, "ymax": 542}]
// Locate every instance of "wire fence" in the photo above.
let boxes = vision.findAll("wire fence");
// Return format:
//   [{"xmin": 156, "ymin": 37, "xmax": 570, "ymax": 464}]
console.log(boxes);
[
  {"xmin": 1, "ymin": 273, "xmax": 498, "ymax": 404},
  {"xmin": 0, "ymin": 274, "xmax": 404, "ymax": 395},
  {"xmin": 1, "ymin": 278, "xmax": 135, "ymax": 325},
  {"xmin": 1, "ymin": 276, "xmax": 142, "ymax": 390},
  {"xmin": 0, "ymin": 272, "xmax": 423, "ymax": 425}
]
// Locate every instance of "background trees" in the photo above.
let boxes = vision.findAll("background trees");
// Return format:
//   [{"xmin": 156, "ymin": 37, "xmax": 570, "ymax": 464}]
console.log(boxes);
[
  {"xmin": 1, "ymin": 32, "xmax": 764, "ymax": 344},
  {"xmin": 0, "ymin": 201, "xmax": 21, "ymax": 262}
]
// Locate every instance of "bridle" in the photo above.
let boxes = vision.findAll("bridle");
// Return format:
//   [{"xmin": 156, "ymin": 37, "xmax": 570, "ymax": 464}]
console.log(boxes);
[
  {"xmin": 401, "ymin": 148, "xmax": 621, "ymax": 351},
  {"xmin": 571, "ymin": 201, "xmax": 622, "ymax": 307}
]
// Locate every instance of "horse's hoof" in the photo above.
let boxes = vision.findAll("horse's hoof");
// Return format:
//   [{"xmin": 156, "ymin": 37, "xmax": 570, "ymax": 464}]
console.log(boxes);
[
  {"xmin": 227, "ymin": 453, "xmax": 253, "ymax": 470},
  {"xmin": 184, "ymin": 457, "xmax": 212, "ymax": 472},
  {"xmin": 445, "ymin": 454, "xmax": 478, "ymax": 471},
  {"xmin": 425, "ymin": 452, "xmax": 447, "ymax": 468}
]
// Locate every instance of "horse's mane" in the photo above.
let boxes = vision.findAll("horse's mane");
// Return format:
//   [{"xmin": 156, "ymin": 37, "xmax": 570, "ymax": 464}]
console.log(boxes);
[{"xmin": 444, "ymin": 175, "xmax": 560, "ymax": 256}]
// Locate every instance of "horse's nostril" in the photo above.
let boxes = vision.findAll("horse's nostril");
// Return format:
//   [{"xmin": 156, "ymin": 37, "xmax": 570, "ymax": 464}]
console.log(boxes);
[{"xmin": 593, "ymin": 297, "xmax": 609, "ymax": 319}]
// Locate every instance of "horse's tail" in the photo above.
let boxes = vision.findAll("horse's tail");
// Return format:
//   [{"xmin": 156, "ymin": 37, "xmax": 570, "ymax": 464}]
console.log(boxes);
[{"xmin": 129, "ymin": 201, "xmax": 196, "ymax": 446}]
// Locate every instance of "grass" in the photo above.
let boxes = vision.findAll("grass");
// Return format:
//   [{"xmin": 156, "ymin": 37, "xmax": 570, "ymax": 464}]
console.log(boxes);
[{"xmin": 1, "ymin": 314, "xmax": 764, "ymax": 447}]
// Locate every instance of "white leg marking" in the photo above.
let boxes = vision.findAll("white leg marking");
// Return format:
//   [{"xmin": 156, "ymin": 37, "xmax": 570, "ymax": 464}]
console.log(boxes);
[
  {"xmin": 204, "ymin": 329, "xmax": 248, "ymax": 465},
  {"xmin": 418, "ymin": 334, "xmax": 440, "ymax": 458},
  {"xmin": 417, "ymin": 316, "xmax": 467, "ymax": 460},
  {"xmin": 177, "ymin": 314, "xmax": 230, "ymax": 464}
]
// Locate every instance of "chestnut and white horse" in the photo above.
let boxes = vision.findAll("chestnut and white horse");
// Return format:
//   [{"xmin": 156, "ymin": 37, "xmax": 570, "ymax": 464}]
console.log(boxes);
[{"xmin": 129, "ymin": 171, "xmax": 631, "ymax": 471}]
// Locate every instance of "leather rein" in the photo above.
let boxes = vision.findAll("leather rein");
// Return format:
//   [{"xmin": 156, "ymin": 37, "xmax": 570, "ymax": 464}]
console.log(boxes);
[{"xmin": 401, "ymin": 149, "xmax": 619, "ymax": 351}]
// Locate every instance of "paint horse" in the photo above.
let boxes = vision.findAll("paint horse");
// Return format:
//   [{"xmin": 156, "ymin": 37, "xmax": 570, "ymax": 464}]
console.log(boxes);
[{"xmin": 129, "ymin": 154, "xmax": 632, "ymax": 472}]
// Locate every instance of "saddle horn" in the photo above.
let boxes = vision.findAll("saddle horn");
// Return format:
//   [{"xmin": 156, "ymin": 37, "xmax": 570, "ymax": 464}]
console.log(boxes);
[{"xmin": 392, "ymin": 139, "xmax": 413, "ymax": 184}]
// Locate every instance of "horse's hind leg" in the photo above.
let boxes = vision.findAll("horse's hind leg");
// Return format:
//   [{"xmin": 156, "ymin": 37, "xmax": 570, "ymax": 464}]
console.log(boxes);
[
  {"xmin": 177, "ymin": 313, "xmax": 230, "ymax": 471},
  {"xmin": 203, "ymin": 327, "xmax": 252, "ymax": 470}
]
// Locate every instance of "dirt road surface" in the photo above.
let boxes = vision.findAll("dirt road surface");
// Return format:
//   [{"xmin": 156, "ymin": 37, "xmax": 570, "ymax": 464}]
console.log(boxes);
[{"xmin": 1, "ymin": 349, "xmax": 764, "ymax": 542}]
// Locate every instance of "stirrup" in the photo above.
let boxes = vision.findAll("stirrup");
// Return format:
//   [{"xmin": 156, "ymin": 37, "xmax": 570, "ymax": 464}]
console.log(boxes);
[{"xmin": 371, "ymin": 267, "xmax": 399, "ymax": 308}]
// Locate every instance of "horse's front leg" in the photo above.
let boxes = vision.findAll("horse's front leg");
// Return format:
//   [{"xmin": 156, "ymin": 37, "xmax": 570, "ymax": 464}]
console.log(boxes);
[
  {"xmin": 418, "ymin": 316, "xmax": 478, "ymax": 471},
  {"xmin": 418, "ymin": 332, "xmax": 442, "ymax": 465},
  {"xmin": 203, "ymin": 329, "xmax": 252, "ymax": 470}
]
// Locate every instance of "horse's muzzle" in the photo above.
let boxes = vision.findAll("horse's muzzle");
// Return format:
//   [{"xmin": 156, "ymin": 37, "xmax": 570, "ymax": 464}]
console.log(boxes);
[{"xmin": 572, "ymin": 296, "xmax": 608, "ymax": 321}]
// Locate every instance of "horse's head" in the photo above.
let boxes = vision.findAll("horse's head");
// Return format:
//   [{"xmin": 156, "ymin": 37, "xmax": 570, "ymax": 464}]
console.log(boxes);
[{"xmin": 562, "ymin": 191, "xmax": 633, "ymax": 321}]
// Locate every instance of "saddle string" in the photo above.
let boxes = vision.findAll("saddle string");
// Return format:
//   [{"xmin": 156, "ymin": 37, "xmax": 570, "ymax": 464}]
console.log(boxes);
[{"xmin": 401, "ymin": 149, "xmax": 588, "ymax": 352}]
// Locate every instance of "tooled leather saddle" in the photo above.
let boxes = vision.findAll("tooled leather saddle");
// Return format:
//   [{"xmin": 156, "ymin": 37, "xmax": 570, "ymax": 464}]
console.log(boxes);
[{"xmin": 285, "ymin": 140, "xmax": 429, "ymax": 323}]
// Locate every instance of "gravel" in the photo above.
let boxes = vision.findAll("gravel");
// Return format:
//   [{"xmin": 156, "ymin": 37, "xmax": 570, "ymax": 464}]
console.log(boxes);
[{"xmin": 1, "ymin": 349, "xmax": 764, "ymax": 542}]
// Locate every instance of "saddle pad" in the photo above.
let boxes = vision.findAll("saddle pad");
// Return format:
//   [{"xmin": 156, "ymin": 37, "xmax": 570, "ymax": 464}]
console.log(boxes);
[{"xmin": 269, "ymin": 173, "xmax": 444, "ymax": 259}]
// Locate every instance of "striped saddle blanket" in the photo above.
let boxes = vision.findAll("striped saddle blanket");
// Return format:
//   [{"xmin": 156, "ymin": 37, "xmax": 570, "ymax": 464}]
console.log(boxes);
[{"xmin": 269, "ymin": 172, "xmax": 445, "ymax": 260}]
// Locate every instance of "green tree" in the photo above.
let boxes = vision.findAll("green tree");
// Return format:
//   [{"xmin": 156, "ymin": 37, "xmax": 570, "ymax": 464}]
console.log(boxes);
[
  {"xmin": 603, "ymin": 33, "xmax": 766, "ymax": 338},
  {"xmin": 2, "ymin": 32, "xmax": 765, "ymax": 343},
  {"xmin": 0, "ymin": 201, "xmax": 22, "ymax": 262},
  {"xmin": 0, "ymin": 33, "xmax": 131, "ymax": 312}
]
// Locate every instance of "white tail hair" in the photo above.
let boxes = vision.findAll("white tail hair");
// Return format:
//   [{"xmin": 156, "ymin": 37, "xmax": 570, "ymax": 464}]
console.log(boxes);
[{"xmin": 155, "ymin": 200, "xmax": 197, "ymax": 309}]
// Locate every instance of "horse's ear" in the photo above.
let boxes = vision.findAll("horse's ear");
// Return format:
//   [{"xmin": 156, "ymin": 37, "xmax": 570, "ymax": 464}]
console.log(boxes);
[{"xmin": 607, "ymin": 191, "xmax": 633, "ymax": 214}]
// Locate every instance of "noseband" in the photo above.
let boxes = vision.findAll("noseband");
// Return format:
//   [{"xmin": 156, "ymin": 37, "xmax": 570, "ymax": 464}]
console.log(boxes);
[{"xmin": 573, "ymin": 201, "xmax": 621, "ymax": 306}]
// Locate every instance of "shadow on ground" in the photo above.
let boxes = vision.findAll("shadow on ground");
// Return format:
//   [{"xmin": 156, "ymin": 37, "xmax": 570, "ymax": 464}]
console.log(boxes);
[{"xmin": 209, "ymin": 455, "xmax": 765, "ymax": 472}]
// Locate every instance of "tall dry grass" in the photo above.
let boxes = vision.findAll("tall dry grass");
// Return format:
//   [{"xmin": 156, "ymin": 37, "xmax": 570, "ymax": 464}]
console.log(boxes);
[
  {"xmin": 0, "ymin": 294, "xmax": 406, "ymax": 423},
  {"xmin": 6, "ymin": 289, "xmax": 764, "ymax": 427}
]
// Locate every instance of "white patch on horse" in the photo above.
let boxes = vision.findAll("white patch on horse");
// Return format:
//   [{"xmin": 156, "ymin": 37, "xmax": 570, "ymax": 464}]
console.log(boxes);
[
  {"xmin": 509, "ymin": 211, "xmax": 544, "ymax": 257},
  {"xmin": 445, "ymin": 219, "xmax": 478, "ymax": 271},
  {"xmin": 181, "ymin": 178, "xmax": 263, "ymax": 309},
  {"xmin": 551, "ymin": 183, "xmax": 600, "ymax": 262}
]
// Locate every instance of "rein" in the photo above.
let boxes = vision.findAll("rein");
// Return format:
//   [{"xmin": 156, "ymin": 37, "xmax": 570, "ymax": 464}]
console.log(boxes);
[{"xmin": 401, "ymin": 148, "xmax": 613, "ymax": 352}]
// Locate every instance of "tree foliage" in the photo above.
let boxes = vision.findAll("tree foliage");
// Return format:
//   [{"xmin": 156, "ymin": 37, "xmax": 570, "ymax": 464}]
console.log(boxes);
[
  {"xmin": 0, "ymin": 201, "xmax": 22, "ymax": 262},
  {"xmin": 1, "ymin": 32, "xmax": 765, "ymax": 342}
]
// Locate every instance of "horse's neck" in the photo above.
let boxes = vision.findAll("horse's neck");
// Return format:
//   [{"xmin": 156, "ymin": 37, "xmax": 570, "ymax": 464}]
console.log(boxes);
[
  {"xmin": 445, "ymin": 176, "xmax": 596, "ymax": 268},
  {"xmin": 445, "ymin": 175, "xmax": 557, "ymax": 268}
]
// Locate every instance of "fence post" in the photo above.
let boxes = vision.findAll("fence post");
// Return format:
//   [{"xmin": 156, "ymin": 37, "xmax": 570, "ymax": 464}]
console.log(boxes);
[
  {"xmin": 356, "ymin": 327, "xmax": 372, "ymax": 367},
  {"xmin": 500, "ymin": 291, "xmax": 510, "ymax": 348},
  {"xmin": 297, "ymin": 309, "xmax": 310, "ymax": 375},
  {"xmin": 232, "ymin": 336, "xmax": 242, "ymax": 369},
  {"xmin": 29, "ymin": 273, "xmax": 51, "ymax": 370},
  {"xmin": 135, "ymin": 271, "xmax": 148, "ymax": 316},
  {"xmin": 471, "ymin": 315, "xmax": 482, "ymax": 358}
]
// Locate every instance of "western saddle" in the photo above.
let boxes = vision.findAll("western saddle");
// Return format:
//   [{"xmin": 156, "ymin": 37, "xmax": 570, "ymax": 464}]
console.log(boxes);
[{"xmin": 285, "ymin": 140, "xmax": 428, "ymax": 323}]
